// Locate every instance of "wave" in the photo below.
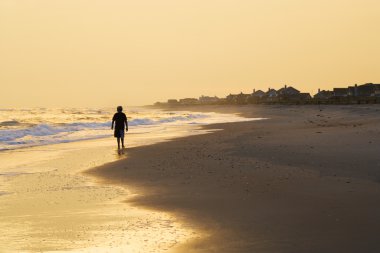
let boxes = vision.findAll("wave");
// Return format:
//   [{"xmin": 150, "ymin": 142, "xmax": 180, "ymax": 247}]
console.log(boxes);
[
  {"xmin": 129, "ymin": 114, "xmax": 208, "ymax": 126},
  {"xmin": 0, "ymin": 123, "xmax": 108, "ymax": 142},
  {"xmin": 0, "ymin": 113, "xmax": 210, "ymax": 149}
]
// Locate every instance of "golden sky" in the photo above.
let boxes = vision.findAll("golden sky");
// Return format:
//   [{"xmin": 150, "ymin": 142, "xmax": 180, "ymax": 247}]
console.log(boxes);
[{"xmin": 1, "ymin": 0, "xmax": 379, "ymax": 107}]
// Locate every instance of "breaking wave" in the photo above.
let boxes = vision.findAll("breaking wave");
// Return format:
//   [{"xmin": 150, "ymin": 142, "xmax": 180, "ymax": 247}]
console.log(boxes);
[{"xmin": 0, "ymin": 112, "xmax": 210, "ymax": 150}]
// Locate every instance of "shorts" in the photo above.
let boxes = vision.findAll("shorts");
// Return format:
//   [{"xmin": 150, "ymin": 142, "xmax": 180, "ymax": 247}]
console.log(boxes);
[{"xmin": 114, "ymin": 129, "xmax": 125, "ymax": 138}]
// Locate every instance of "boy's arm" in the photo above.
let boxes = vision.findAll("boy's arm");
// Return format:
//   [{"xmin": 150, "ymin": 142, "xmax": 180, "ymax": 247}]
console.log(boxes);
[
  {"xmin": 111, "ymin": 113, "xmax": 117, "ymax": 129},
  {"xmin": 125, "ymin": 117, "xmax": 128, "ymax": 132}
]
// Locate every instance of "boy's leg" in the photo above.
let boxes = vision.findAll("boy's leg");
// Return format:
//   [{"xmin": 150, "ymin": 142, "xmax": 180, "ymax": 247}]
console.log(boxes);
[
  {"xmin": 117, "ymin": 137, "xmax": 121, "ymax": 150},
  {"xmin": 121, "ymin": 137, "xmax": 125, "ymax": 148}
]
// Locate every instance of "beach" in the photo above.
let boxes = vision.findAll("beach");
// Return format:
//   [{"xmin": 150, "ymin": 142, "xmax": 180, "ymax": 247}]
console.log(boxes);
[
  {"xmin": 0, "ymin": 108, "xmax": 255, "ymax": 252},
  {"xmin": 1, "ymin": 105, "xmax": 380, "ymax": 252},
  {"xmin": 87, "ymin": 104, "xmax": 380, "ymax": 253},
  {"xmin": 3, "ymin": 0, "xmax": 380, "ymax": 252}
]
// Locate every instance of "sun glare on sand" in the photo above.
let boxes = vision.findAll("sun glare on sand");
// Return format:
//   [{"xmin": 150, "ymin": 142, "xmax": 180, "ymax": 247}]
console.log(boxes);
[{"xmin": 0, "ymin": 137, "xmax": 198, "ymax": 252}]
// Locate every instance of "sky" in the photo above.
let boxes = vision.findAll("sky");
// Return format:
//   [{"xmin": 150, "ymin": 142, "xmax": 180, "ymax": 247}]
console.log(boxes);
[{"xmin": 0, "ymin": 0, "xmax": 379, "ymax": 107}]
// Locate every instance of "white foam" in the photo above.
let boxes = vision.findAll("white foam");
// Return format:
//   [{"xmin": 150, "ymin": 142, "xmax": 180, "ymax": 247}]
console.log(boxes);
[{"xmin": 0, "ymin": 108, "xmax": 262, "ymax": 150}]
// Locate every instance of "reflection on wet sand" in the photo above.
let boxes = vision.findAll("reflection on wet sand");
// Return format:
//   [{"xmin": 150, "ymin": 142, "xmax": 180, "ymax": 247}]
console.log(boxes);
[{"xmin": 0, "ymin": 127, "xmax": 204, "ymax": 252}]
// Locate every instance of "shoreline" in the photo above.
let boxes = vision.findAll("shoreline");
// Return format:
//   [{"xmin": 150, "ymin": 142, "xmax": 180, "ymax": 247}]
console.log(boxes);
[
  {"xmin": 88, "ymin": 104, "xmax": 380, "ymax": 253},
  {"xmin": 0, "ymin": 128, "xmax": 204, "ymax": 252},
  {"xmin": 0, "ymin": 109, "xmax": 256, "ymax": 252}
]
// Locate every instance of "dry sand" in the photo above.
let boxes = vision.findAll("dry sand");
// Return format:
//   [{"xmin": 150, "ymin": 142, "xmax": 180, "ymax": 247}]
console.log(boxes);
[{"xmin": 87, "ymin": 105, "xmax": 380, "ymax": 253}]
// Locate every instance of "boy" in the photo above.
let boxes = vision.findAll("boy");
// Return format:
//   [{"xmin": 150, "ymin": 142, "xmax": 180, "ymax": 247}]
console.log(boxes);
[{"xmin": 111, "ymin": 106, "xmax": 128, "ymax": 151}]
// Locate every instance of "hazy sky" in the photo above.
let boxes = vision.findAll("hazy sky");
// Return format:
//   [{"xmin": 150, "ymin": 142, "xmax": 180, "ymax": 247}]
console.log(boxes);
[{"xmin": 1, "ymin": 0, "xmax": 379, "ymax": 107}]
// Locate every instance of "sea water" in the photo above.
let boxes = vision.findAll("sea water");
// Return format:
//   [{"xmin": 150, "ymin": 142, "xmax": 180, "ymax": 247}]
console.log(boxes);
[{"xmin": 0, "ymin": 107, "xmax": 256, "ymax": 151}]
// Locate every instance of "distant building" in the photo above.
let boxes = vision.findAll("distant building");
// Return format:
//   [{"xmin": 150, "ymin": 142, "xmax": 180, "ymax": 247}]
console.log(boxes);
[
  {"xmin": 277, "ymin": 85, "xmax": 300, "ymax": 96},
  {"xmin": 249, "ymin": 89, "xmax": 266, "ymax": 103},
  {"xmin": 355, "ymin": 83, "xmax": 380, "ymax": 97},
  {"xmin": 266, "ymin": 88, "xmax": 278, "ymax": 98},
  {"xmin": 276, "ymin": 85, "xmax": 310, "ymax": 102},
  {"xmin": 199, "ymin": 96, "xmax": 219, "ymax": 104},
  {"xmin": 236, "ymin": 92, "xmax": 251, "ymax": 104},
  {"xmin": 252, "ymin": 89, "xmax": 266, "ymax": 98},
  {"xmin": 333, "ymin": 88, "xmax": 349, "ymax": 97},
  {"xmin": 179, "ymin": 98, "xmax": 198, "ymax": 105},
  {"xmin": 226, "ymin": 92, "xmax": 250, "ymax": 104},
  {"xmin": 314, "ymin": 89, "xmax": 334, "ymax": 100},
  {"xmin": 347, "ymin": 85, "xmax": 358, "ymax": 97},
  {"xmin": 155, "ymin": 82, "xmax": 380, "ymax": 106},
  {"xmin": 345, "ymin": 83, "xmax": 380, "ymax": 97},
  {"xmin": 167, "ymin": 99, "xmax": 179, "ymax": 105},
  {"xmin": 226, "ymin": 94, "xmax": 237, "ymax": 103}
]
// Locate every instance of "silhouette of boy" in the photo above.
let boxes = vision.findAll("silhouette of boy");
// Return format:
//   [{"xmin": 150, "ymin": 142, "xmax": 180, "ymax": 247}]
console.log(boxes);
[{"xmin": 111, "ymin": 106, "xmax": 128, "ymax": 150}]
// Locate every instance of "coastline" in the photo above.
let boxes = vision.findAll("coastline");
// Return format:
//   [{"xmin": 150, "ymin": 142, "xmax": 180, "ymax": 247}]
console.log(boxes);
[
  {"xmin": 0, "ymin": 109, "xmax": 255, "ymax": 252},
  {"xmin": 87, "ymin": 104, "xmax": 380, "ymax": 253}
]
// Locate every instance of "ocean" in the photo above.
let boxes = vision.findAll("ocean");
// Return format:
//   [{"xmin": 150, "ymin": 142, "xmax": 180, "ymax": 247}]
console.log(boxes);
[{"xmin": 0, "ymin": 107, "xmax": 257, "ymax": 151}]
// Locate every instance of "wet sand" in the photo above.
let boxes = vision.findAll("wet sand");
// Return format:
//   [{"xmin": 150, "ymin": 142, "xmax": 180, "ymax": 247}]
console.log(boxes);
[
  {"xmin": 88, "ymin": 105, "xmax": 380, "ymax": 253},
  {"xmin": 0, "ymin": 125, "xmax": 212, "ymax": 252}
]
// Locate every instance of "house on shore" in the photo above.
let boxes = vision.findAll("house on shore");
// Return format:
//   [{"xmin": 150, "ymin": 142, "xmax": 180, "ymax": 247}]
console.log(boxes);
[
  {"xmin": 333, "ymin": 88, "xmax": 349, "ymax": 97},
  {"xmin": 314, "ymin": 89, "xmax": 334, "ymax": 100},
  {"xmin": 264, "ymin": 88, "xmax": 278, "ymax": 102},
  {"xmin": 167, "ymin": 99, "xmax": 179, "ymax": 105},
  {"xmin": 252, "ymin": 89, "xmax": 266, "ymax": 98},
  {"xmin": 154, "ymin": 81, "xmax": 380, "ymax": 106},
  {"xmin": 226, "ymin": 94, "xmax": 237, "ymax": 104},
  {"xmin": 353, "ymin": 83, "xmax": 380, "ymax": 97},
  {"xmin": 226, "ymin": 92, "xmax": 251, "ymax": 104},
  {"xmin": 330, "ymin": 83, "xmax": 380, "ymax": 103},
  {"xmin": 199, "ymin": 95, "xmax": 220, "ymax": 104},
  {"xmin": 277, "ymin": 85, "xmax": 300, "ymax": 96},
  {"xmin": 277, "ymin": 85, "xmax": 311, "ymax": 102},
  {"xmin": 347, "ymin": 85, "xmax": 358, "ymax": 97},
  {"xmin": 249, "ymin": 89, "xmax": 266, "ymax": 103},
  {"xmin": 375, "ymin": 88, "xmax": 380, "ymax": 97},
  {"xmin": 333, "ymin": 83, "xmax": 380, "ymax": 98},
  {"xmin": 277, "ymin": 85, "xmax": 300, "ymax": 101},
  {"xmin": 179, "ymin": 98, "xmax": 199, "ymax": 105}
]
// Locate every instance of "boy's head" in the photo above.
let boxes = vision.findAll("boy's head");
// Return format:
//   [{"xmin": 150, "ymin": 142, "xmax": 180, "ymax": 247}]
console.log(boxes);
[{"xmin": 117, "ymin": 106, "xmax": 123, "ymax": 112}]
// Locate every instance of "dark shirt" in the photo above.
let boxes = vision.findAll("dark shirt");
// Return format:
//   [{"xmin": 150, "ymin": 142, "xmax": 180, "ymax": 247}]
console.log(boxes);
[{"xmin": 112, "ymin": 112, "xmax": 127, "ymax": 130}]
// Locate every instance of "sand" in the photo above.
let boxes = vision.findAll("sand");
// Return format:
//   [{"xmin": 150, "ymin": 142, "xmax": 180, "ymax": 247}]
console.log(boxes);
[
  {"xmin": 87, "ymin": 104, "xmax": 380, "ymax": 253},
  {"xmin": 0, "ymin": 130, "xmax": 205, "ymax": 252}
]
